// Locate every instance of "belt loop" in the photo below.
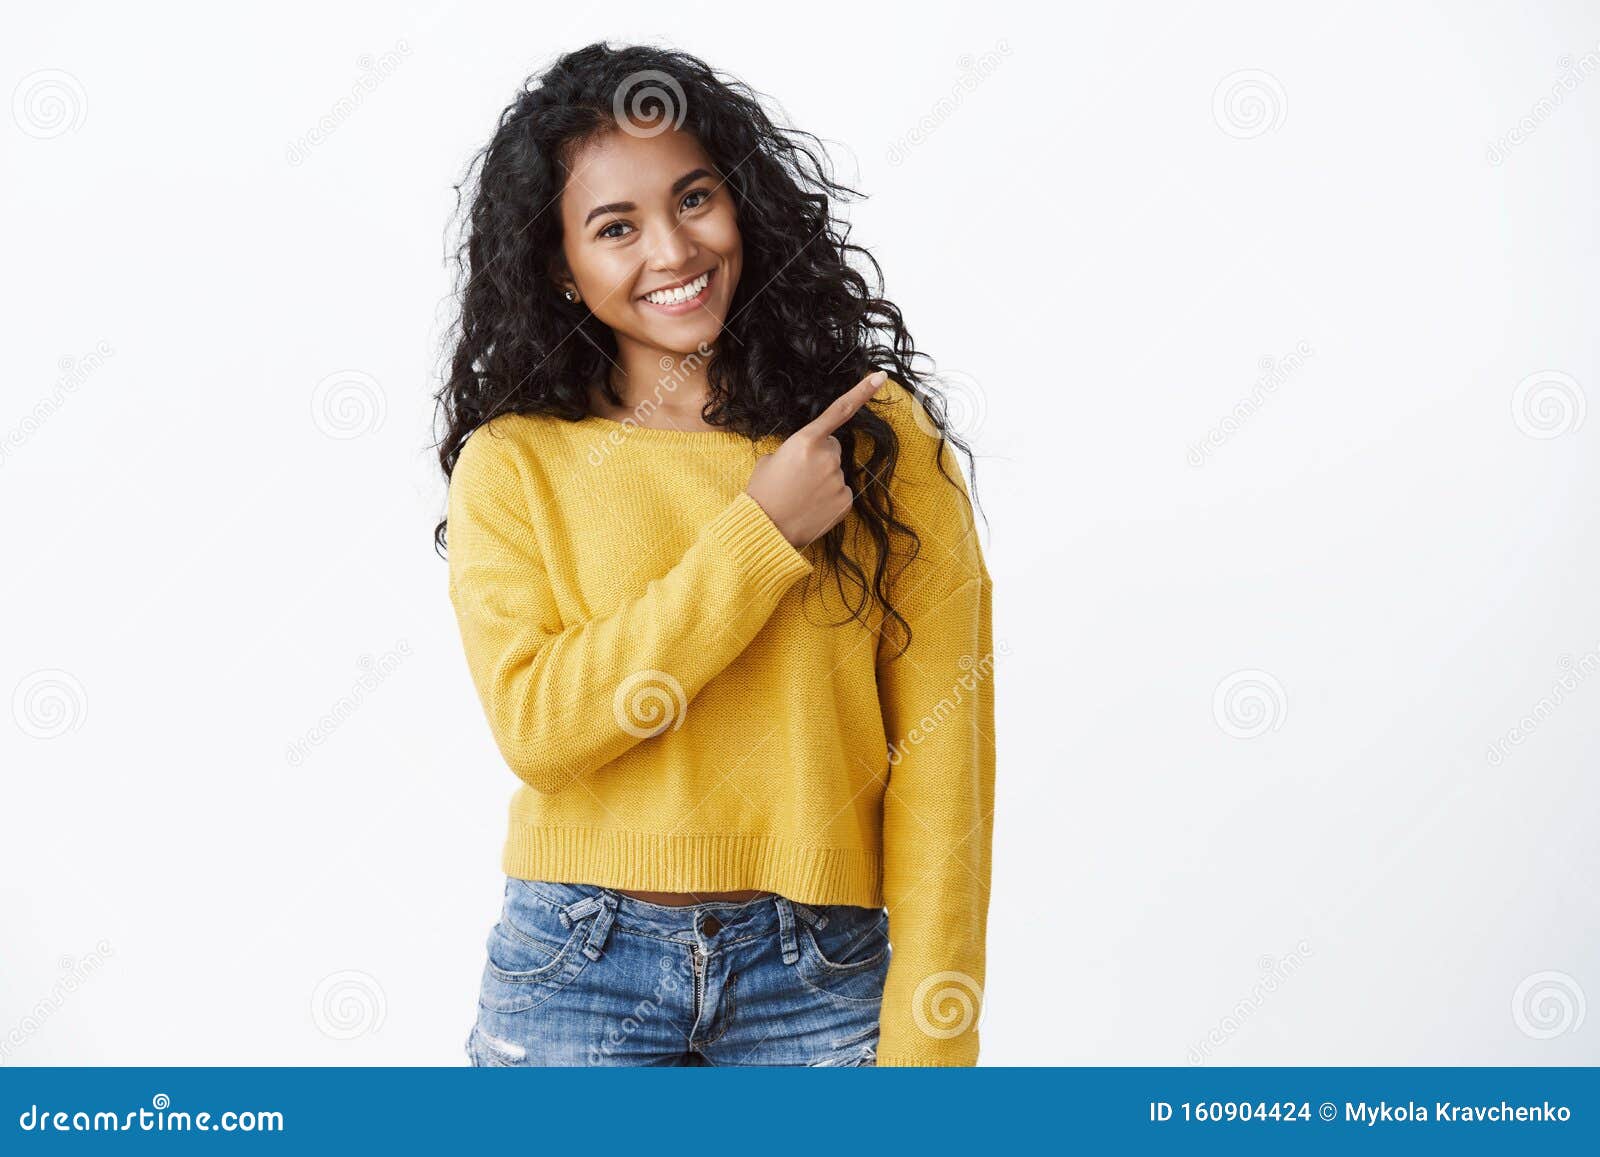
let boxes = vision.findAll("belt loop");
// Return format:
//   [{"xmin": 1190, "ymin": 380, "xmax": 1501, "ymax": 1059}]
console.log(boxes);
[
  {"xmin": 557, "ymin": 891, "xmax": 618, "ymax": 960},
  {"xmin": 774, "ymin": 896, "xmax": 799, "ymax": 964},
  {"xmin": 581, "ymin": 894, "xmax": 617, "ymax": 961},
  {"xmin": 792, "ymin": 901, "xmax": 829, "ymax": 931}
]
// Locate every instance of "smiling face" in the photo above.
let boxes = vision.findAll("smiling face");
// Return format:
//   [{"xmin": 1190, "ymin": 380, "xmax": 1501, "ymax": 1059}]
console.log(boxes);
[{"xmin": 555, "ymin": 125, "xmax": 742, "ymax": 361}]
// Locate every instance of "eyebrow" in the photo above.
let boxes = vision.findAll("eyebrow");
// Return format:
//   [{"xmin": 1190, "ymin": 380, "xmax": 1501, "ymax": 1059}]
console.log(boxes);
[{"xmin": 583, "ymin": 168, "xmax": 715, "ymax": 226}]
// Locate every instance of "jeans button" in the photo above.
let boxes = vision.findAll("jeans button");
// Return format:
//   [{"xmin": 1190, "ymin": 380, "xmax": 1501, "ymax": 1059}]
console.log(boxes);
[{"xmin": 701, "ymin": 914, "xmax": 722, "ymax": 936}]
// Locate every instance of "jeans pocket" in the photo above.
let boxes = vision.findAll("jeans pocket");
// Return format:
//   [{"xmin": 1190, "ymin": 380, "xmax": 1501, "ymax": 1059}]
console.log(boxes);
[
  {"xmin": 478, "ymin": 880, "xmax": 601, "ymax": 1014},
  {"xmin": 794, "ymin": 905, "xmax": 891, "ymax": 1006},
  {"xmin": 804, "ymin": 905, "xmax": 890, "ymax": 972}
]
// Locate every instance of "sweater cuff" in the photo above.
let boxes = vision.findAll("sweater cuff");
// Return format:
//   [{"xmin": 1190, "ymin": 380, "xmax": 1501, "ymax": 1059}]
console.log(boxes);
[
  {"xmin": 704, "ymin": 491, "xmax": 813, "ymax": 599},
  {"xmin": 875, "ymin": 1052, "xmax": 978, "ymax": 1067}
]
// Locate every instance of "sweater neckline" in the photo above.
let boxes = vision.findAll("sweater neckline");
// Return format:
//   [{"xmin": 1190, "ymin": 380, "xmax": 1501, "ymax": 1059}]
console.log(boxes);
[{"xmin": 574, "ymin": 412, "xmax": 785, "ymax": 447}]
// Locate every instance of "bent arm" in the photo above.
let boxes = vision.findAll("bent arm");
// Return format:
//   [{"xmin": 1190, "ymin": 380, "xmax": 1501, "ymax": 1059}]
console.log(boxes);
[{"xmin": 447, "ymin": 431, "xmax": 812, "ymax": 795}]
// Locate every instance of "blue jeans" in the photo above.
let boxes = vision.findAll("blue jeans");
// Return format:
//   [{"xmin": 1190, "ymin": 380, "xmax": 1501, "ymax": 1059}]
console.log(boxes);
[{"xmin": 465, "ymin": 878, "xmax": 890, "ymax": 1066}]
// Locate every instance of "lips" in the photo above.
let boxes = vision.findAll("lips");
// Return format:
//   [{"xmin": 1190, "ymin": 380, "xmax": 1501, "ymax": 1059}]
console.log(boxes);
[
  {"xmin": 635, "ymin": 270, "xmax": 719, "ymax": 316},
  {"xmin": 638, "ymin": 269, "xmax": 713, "ymax": 302}
]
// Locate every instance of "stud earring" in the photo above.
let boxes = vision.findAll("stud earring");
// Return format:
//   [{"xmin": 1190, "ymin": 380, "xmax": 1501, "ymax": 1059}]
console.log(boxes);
[{"xmin": 563, "ymin": 288, "xmax": 578, "ymax": 303}]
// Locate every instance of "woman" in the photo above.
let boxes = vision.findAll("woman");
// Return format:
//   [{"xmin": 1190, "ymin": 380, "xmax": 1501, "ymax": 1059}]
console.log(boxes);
[{"xmin": 434, "ymin": 41, "xmax": 995, "ymax": 1067}]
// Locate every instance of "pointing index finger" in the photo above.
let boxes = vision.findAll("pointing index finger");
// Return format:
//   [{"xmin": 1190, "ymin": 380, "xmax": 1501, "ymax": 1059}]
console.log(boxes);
[{"xmin": 799, "ymin": 371, "xmax": 888, "ymax": 440}]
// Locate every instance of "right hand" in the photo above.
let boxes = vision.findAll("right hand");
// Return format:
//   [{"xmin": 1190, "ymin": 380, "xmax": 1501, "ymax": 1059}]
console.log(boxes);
[{"xmin": 745, "ymin": 370, "xmax": 888, "ymax": 549}]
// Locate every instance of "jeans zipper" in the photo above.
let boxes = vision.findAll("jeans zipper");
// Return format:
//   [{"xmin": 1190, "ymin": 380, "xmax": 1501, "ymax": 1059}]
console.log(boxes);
[{"xmin": 691, "ymin": 943, "xmax": 706, "ymax": 1020}]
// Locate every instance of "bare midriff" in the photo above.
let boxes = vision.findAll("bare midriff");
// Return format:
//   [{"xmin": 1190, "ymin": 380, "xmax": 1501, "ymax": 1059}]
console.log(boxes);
[{"xmin": 614, "ymin": 887, "xmax": 773, "ymax": 907}]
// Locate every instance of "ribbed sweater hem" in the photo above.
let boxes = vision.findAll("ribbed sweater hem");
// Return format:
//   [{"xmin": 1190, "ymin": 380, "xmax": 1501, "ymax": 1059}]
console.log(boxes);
[{"xmin": 502, "ymin": 826, "xmax": 884, "ymax": 908}]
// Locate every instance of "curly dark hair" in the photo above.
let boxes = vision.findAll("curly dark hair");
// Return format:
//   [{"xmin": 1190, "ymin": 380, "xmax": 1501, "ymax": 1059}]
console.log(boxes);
[{"xmin": 431, "ymin": 40, "xmax": 985, "ymax": 661}]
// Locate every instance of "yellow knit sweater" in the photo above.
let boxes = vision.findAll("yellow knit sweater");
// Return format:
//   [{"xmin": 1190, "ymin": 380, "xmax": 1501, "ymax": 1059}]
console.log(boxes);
[{"xmin": 446, "ymin": 377, "xmax": 995, "ymax": 1066}]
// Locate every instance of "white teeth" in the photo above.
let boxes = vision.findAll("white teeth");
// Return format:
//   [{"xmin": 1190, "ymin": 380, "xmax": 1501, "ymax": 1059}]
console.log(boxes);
[{"xmin": 644, "ymin": 272, "xmax": 709, "ymax": 305}]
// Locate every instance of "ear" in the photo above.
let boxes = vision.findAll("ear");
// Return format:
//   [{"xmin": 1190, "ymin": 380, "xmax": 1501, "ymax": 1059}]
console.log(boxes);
[{"xmin": 547, "ymin": 256, "xmax": 576, "ymax": 298}]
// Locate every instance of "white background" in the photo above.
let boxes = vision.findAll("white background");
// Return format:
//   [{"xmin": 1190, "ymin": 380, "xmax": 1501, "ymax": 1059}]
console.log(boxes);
[{"xmin": 2, "ymin": 1, "xmax": 1595, "ymax": 1066}]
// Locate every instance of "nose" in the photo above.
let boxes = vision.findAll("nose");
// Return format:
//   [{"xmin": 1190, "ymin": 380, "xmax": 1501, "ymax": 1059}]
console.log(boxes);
[{"xmin": 646, "ymin": 219, "xmax": 697, "ymax": 271}]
